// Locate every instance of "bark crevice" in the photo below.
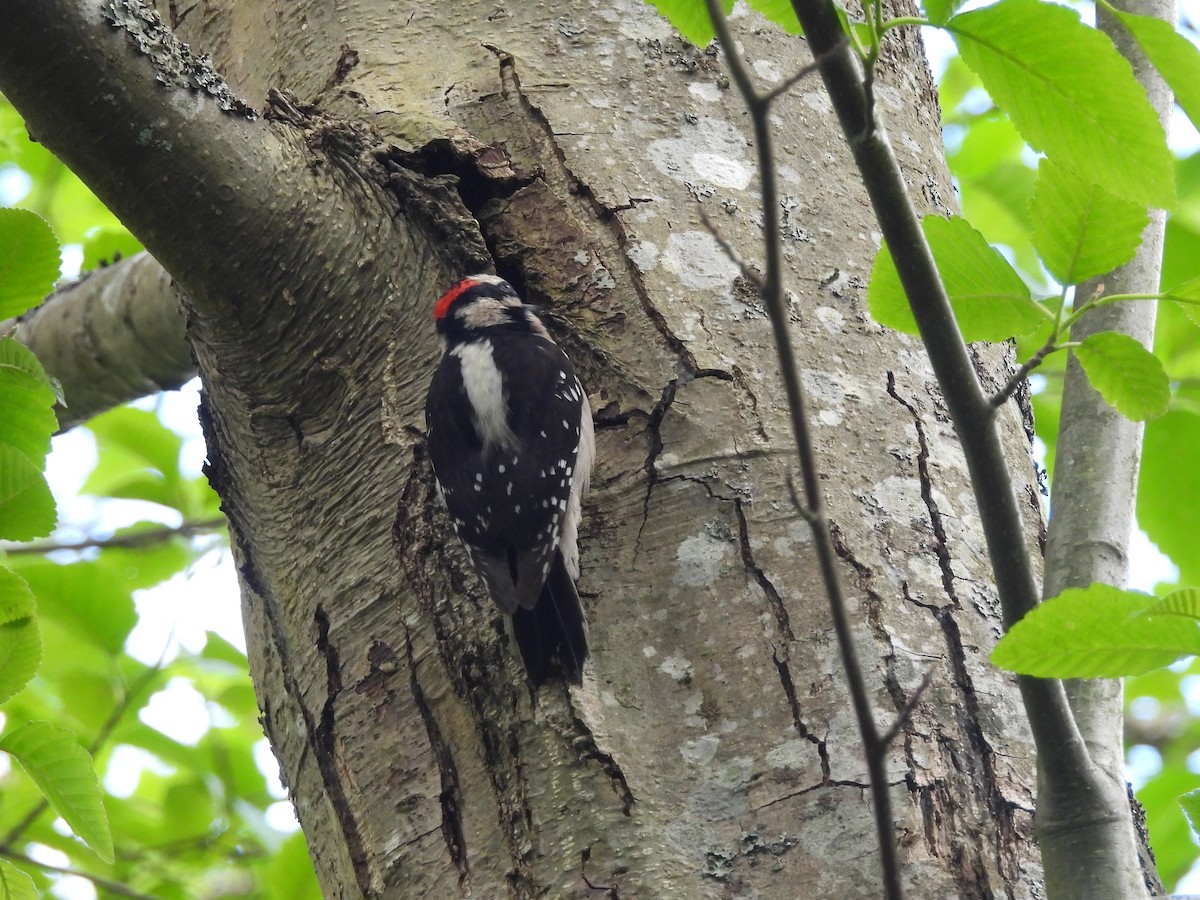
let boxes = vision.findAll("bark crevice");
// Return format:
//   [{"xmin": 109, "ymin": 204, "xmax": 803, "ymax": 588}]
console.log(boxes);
[
  {"xmin": 634, "ymin": 380, "xmax": 680, "ymax": 560},
  {"xmin": 729, "ymin": 497, "xmax": 833, "ymax": 779},
  {"xmin": 403, "ymin": 627, "xmax": 469, "ymax": 880},
  {"xmin": 313, "ymin": 604, "xmax": 375, "ymax": 895},
  {"xmin": 886, "ymin": 372, "xmax": 961, "ymax": 609},
  {"xmin": 828, "ymin": 501, "xmax": 1024, "ymax": 894},
  {"xmin": 391, "ymin": 446, "xmax": 541, "ymax": 896},
  {"xmin": 882, "ymin": 375, "xmax": 1027, "ymax": 892},
  {"xmin": 555, "ymin": 696, "xmax": 637, "ymax": 815}
]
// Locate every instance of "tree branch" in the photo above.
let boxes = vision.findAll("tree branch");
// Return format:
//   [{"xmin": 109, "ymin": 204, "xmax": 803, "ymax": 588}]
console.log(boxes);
[
  {"xmin": 2, "ymin": 253, "xmax": 194, "ymax": 431},
  {"xmin": 0, "ymin": 0, "xmax": 326, "ymax": 336},
  {"xmin": 2, "ymin": 518, "xmax": 225, "ymax": 556},
  {"xmin": 1038, "ymin": 0, "xmax": 1174, "ymax": 892},
  {"xmin": 991, "ymin": 337, "xmax": 1062, "ymax": 409}
]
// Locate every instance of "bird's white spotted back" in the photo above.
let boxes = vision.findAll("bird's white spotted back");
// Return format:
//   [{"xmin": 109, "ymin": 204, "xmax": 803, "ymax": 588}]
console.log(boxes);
[
  {"xmin": 450, "ymin": 340, "xmax": 517, "ymax": 450},
  {"xmin": 560, "ymin": 384, "xmax": 594, "ymax": 581}
]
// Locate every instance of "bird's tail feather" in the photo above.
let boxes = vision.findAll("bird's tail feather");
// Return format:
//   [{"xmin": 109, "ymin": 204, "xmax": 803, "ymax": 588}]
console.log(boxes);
[{"xmin": 512, "ymin": 551, "xmax": 589, "ymax": 685}]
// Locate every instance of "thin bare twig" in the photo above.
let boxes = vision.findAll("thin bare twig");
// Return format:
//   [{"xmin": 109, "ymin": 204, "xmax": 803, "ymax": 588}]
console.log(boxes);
[
  {"xmin": 762, "ymin": 57, "xmax": 825, "ymax": 104},
  {"xmin": 991, "ymin": 339, "xmax": 1060, "ymax": 409},
  {"xmin": 700, "ymin": 2, "xmax": 903, "ymax": 896},
  {"xmin": 0, "ymin": 847, "xmax": 164, "ymax": 900},
  {"xmin": 695, "ymin": 202, "xmax": 764, "ymax": 291},
  {"xmin": 3, "ymin": 518, "xmax": 226, "ymax": 556},
  {"xmin": 785, "ymin": 472, "xmax": 820, "ymax": 526},
  {"xmin": 879, "ymin": 671, "xmax": 933, "ymax": 748}
]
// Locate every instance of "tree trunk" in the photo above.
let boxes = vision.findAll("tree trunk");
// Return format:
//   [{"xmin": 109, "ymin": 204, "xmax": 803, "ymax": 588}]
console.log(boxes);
[{"xmin": 0, "ymin": 0, "xmax": 1048, "ymax": 896}]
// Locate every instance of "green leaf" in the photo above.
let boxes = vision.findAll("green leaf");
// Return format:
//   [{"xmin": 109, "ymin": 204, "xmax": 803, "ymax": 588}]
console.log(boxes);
[
  {"xmin": 952, "ymin": 114, "xmax": 1028, "ymax": 179},
  {"xmin": 0, "ymin": 444, "xmax": 56, "ymax": 541},
  {"xmin": 14, "ymin": 636, "xmax": 111, "ymax": 750},
  {"xmin": 947, "ymin": 0, "xmax": 1174, "ymax": 208},
  {"xmin": 949, "ymin": 129, "xmax": 1042, "ymax": 278},
  {"xmin": 0, "ymin": 565, "xmax": 36, "ymax": 623},
  {"xmin": 924, "ymin": 0, "xmax": 967, "ymax": 26},
  {"xmin": 202, "ymin": 630, "xmax": 249, "ymax": 667},
  {"xmin": 1162, "ymin": 275, "xmax": 1200, "ymax": 303},
  {"xmin": 83, "ymin": 407, "xmax": 212, "ymax": 515},
  {"xmin": 110, "ymin": 719, "xmax": 205, "ymax": 774},
  {"xmin": 746, "ymin": 0, "xmax": 803, "ymax": 33},
  {"xmin": 1163, "ymin": 274, "xmax": 1200, "ymax": 328},
  {"xmin": 939, "ymin": 53, "xmax": 985, "ymax": 114},
  {"xmin": 50, "ymin": 671, "xmax": 119, "ymax": 736},
  {"xmin": 869, "ymin": 214, "xmax": 1045, "ymax": 341},
  {"xmin": 0, "ymin": 338, "xmax": 58, "ymax": 469},
  {"xmin": 644, "ymin": 0, "xmax": 732, "ymax": 45},
  {"xmin": 265, "ymin": 831, "xmax": 321, "ymax": 900},
  {"xmin": 1153, "ymin": 306, "xmax": 1200, "ymax": 399},
  {"xmin": 1181, "ymin": 789, "xmax": 1200, "ymax": 843},
  {"xmin": 0, "ymin": 859, "xmax": 38, "ymax": 900},
  {"xmin": 0, "ymin": 566, "xmax": 39, "ymax": 705},
  {"xmin": 216, "ymin": 680, "xmax": 260, "ymax": 721},
  {"xmin": 992, "ymin": 584, "xmax": 1200, "ymax": 677},
  {"xmin": 1145, "ymin": 587, "xmax": 1200, "ymax": 620},
  {"xmin": 0, "ymin": 722, "xmax": 114, "ymax": 862},
  {"xmin": 8, "ymin": 557, "xmax": 138, "ymax": 655},
  {"xmin": 98, "ymin": 524, "xmax": 195, "ymax": 587},
  {"xmin": 87, "ymin": 406, "xmax": 183, "ymax": 480},
  {"xmin": 1137, "ymin": 766, "xmax": 1200, "ymax": 887},
  {"xmin": 160, "ymin": 778, "xmax": 213, "ymax": 841},
  {"xmin": 0, "ymin": 615, "xmax": 41, "ymax": 705},
  {"xmin": 1074, "ymin": 331, "xmax": 1169, "ymax": 421},
  {"xmin": 1028, "ymin": 158, "xmax": 1148, "ymax": 285},
  {"xmin": 80, "ymin": 227, "xmax": 143, "ymax": 273},
  {"xmin": 0, "ymin": 208, "xmax": 59, "ymax": 319},
  {"xmin": 921, "ymin": 216, "xmax": 1046, "ymax": 340},
  {"xmin": 1140, "ymin": 409, "xmax": 1200, "ymax": 586},
  {"xmin": 1112, "ymin": 9, "xmax": 1200, "ymax": 137}
]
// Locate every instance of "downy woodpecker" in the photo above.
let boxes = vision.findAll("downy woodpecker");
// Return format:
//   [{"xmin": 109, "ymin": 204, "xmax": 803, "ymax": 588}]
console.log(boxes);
[{"xmin": 424, "ymin": 275, "xmax": 594, "ymax": 684}]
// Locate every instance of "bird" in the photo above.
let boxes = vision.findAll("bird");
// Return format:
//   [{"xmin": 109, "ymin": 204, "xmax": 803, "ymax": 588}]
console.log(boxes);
[{"xmin": 424, "ymin": 274, "xmax": 594, "ymax": 684}]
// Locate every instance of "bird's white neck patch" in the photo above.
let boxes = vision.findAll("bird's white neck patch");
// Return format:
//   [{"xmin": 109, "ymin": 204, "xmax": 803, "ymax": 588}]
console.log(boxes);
[{"xmin": 451, "ymin": 340, "xmax": 517, "ymax": 450}]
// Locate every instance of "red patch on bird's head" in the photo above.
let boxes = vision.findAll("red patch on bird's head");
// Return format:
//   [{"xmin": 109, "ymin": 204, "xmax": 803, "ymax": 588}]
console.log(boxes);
[{"xmin": 434, "ymin": 278, "xmax": 478, "ymax": 322}]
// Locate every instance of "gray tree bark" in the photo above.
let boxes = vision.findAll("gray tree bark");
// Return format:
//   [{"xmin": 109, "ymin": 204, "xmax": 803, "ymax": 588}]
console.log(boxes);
[
  {"xmin": 1039, "ymin": 0, "xmax": 1173, "ymax": 893},
  {"xmin": 0, "ymin": 0, "xmax": 1048, "ymax": 896},
  {"xmin": 4, "ymin": 252, "xmax": 192, "ymax": 430}
]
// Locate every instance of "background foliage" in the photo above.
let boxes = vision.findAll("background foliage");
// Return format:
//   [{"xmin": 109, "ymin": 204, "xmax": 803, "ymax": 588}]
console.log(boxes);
[{"xmin": 939, "ymin": 41, "xmax": 1200, "ymax": 889}]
